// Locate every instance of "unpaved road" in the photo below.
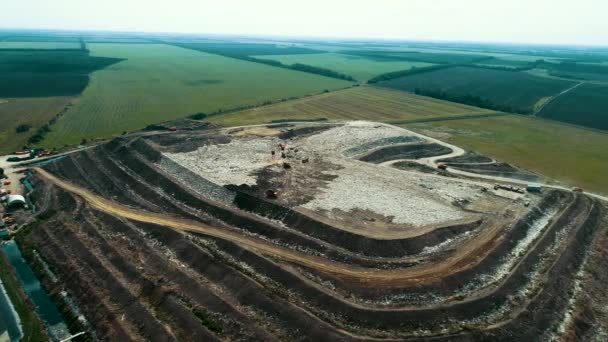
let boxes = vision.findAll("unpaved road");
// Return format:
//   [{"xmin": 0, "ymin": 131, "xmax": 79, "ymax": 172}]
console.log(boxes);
[
  {"xmin": 533, "ymin": 81, "xmax": 584, "ymax": 116},
  {"xmin": 376, "ymin": 122, "xmax": 608, "ymax": 203},
  {"xmin": 34, "ymin": 167, "xmax": 511, "ymax": 287}
]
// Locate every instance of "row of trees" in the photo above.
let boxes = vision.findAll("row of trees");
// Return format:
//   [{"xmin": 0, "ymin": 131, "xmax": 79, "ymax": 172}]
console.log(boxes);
[
  {"xmin": 413, "ymin": 88, "xmax": 527, "ymax": 114},
  {"xmin": 367, "ymin": 65, "xmax": 452, "ymax": 84}
]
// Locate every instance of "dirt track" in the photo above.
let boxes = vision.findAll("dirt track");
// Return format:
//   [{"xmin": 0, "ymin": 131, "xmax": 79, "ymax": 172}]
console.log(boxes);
[
  {"xmin": 34, "ymin": 166, "xmax": 519, "ymax": 287},
  {"xmin": 18, "ymin": 122, "xmax": 608, "ymax": 340}
]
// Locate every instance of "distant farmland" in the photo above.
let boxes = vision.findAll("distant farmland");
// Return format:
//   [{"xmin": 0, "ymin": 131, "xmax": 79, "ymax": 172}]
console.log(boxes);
[
  {"xmin": 0, "ymin": 47, "xmax": 121, "ymax": 153},
  {"xmin": 338, "ymin": 49, "xmax": 492, "ymax": 64},
  {"xmin": 0, "ymin": 42, "xmax": 81, "ymax": 49},
  {"xmin": 377, "ymin": 66, "xmax": 577, "ymax": 113},
  {"xmin": 255, "ymin": 53, "xmax": 435, "ymax": 81},
  {"xmin": 44, "ymin": 44, "xmax": 350, "ymax": 147},
  {"xmin": 0, "ymin": 97, "xmax": 72, "ymax": 154},
  {"xmin": 0, "ymin": 49, "xmax": 122, "ymax": 98},
  {"xmin": 209, "ymin": 86, "xmax": 493, "ymax": 126},
  {"xmin": 408, "ymin": 115, "xmax": 608, "ymax": 194},
  {"xmin": 539, "ymin": 83, "xmax": 608, "ymax": 130}
]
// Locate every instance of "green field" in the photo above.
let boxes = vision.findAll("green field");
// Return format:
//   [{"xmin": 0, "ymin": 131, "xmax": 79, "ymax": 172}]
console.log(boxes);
[
  {"xmin": 338, "ymin": 49, "xmax": 493, "ymax": 64},
  {"xmin": 173, "ymin": 41, "xmax": 322, "ymax": 56},
  {"xmin": 474, "ymin": 58, "xmax": 532, "ymax": 69},
  {"xmin": 253, "ymin": 53, "xmax": 435, "ymax": 81},
  {"xmin": 0, "ymin": 97, "xmax": 72, "ymax": 154},
  {"xmin": 408, "ymin": 115, "xmax": 608, "ymax": 195},
  {"xmin": 0, "ymin": 49, "xmax": 121, "ymax": 98},
  {"xmin": 209, "ymin": 86, "xmax": 493, "ymax": 126},
  {"xmin": 44, "ymin": 43, "xmax": 350, "ymax": 147},
  {"xmin": 2, "ymin": 35, "xmax": 79, "ymax": 42},
  {"xmin": 537, "ymin": 61, "xmax": 608, "ymax": 82},
  {"xmin": 0, "ymin": 42, "xmax": 81, "ymax": 49},
  {"xmin": 378, "ymin": 66, "xmax": 577, "ymax": 113},
  {"xmin": 539, "ymin": 83, "xmax": 608, "ymax": 130}
]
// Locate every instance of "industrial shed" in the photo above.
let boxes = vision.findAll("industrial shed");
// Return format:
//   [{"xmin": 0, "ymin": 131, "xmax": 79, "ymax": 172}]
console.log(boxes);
[{"xmin": 5, "ymin": 195, "xmax": 26, "ymax": 209}]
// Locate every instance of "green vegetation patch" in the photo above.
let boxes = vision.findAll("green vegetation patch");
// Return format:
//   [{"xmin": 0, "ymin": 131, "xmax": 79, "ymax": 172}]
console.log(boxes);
[
  {"xmin": 474, "ymin": 58, "xmax": 533, "ymax": 69},
  {"xmin": 256, "ymin": 53, "xmax": 435, "ymax": 81},
  {"xmin": 0, "ymin": 42, "xmax": 81, "ymax": 50},
  {"xmin": 175, "ymin": 42, "xmax": 355, "ymax": 80},
  {"xmin": 210, "ymin": 86, "xmax": 492, "ymax": 127},
  {"xmin": 408, "ymin": 115, "xmax": 608, "ymax": 194},
  {"xmin": 3, "ymin": 35, "xmax": 80, "ymax": 43},
  {"xmin": 44, "ymin": 44, "xmax": 349, "ymax": 147},
  {"xmin": 378, "ymin": 66, "xmax": 577, "ymax": 113},
  {"xmin": 539, "ymin": 83, "xmax": 608, "ymax": 130},
  {"xmin": 338, "ymin": 49, "xmax": 493, "ymax": 64},
  {"xmin": 0, "ymin": 49, "xmax": 123, "ymax": 97},
  {"xmin": 174, "ymin": 42, "xmax": 322, "ymax": 56},
  {"xmin": 0, "ymin": 97, "xmax": 72, "ymax": 154},
  {"xmin": 534, "ymin": 60, "xmax": 608, "ymax": 82}
]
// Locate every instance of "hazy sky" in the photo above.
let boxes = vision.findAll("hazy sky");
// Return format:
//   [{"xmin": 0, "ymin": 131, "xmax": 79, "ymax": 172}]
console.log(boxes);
[{"xmin": 3, "ymin": 0, "xmax": 607, "ymax": 45}]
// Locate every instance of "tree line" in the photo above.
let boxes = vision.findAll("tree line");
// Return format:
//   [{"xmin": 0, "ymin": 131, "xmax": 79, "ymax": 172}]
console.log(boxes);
[{"xmin": 412, "ymin": 88, "xmax": 528, "ymax": 114}]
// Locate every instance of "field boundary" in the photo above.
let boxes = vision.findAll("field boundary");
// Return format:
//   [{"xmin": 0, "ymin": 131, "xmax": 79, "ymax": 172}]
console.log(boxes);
[
  {"xmin": 163, "ymin": 41, "xmax": 357, "ymax": 82},
  {"xmin": 387, "ymin": 112, "xmax": 509, "ymax": 125}
]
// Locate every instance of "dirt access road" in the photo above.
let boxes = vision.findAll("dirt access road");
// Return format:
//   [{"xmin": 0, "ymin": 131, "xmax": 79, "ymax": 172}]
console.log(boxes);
[
  {"xmin": 34, "ymin": 166, "xmax": 514, "ymax": 287},
  {"xmin": 371, "ymin": 122, "xmax": 608, "ymax": 203}
]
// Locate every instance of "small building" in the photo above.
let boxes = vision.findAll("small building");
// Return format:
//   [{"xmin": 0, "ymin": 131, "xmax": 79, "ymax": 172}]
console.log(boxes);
[
  {"xmin": 526, "ymin": 184, "xmax": 543, "ymax": 193},
  {"xmin": 5, "ymin": 195, "xmax": 26, "ymax": 209}
]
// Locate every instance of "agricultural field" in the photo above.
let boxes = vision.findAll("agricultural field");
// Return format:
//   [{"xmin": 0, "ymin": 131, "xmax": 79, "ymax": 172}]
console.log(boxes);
[
  {"xmin": 253, "ymin": 53, "xmax": 435, "ymax": 81},
  {"xmin": 337, "ymin": 49, "xmax": 493, "ymax": 64},
  {"xmin": 0, "ymin": 42, "xmax": 81, "ymax": 49},
  {"xmin": 537, "ymin": 61, "xmax": 608, "ymax": 82},
  {"xmin": 378, "ymin": 66, "xmax": 577, "ymax": 113},
  {"xmin": 172, "ymin": 41, "xmax": 322, "ymax": 56},
  {"xmin": 1, "ymin": 35, "xmax": 80, "ymax": 43},
  {"xmin": 209, "ymin": 86, "xmax": 494, "ymax": 126},
  {"xmin": 43, "ymin": 43, "xmax": 350, "ymax": 147},
  {"xmin": 0, "ymin": 49, "xmax": 122, "ymax": 98},
  {"xmin": 408, "ymin": 115, "xmax": 608, "ymax": 194},
  {"xmin": 474, "ymin": 58, "xmax": 532, "ymax": 69},
  {"xmin": 0, "ymin": 97, "xmax": 72, "ymax": 154},
  {"xmin": 539, "ymin": 83, "xmax": 608, "ymax": 130}
]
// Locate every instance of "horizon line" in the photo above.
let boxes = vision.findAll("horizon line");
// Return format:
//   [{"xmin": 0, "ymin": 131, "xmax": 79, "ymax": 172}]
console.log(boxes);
[{"xmin": 1, "ymin": 26, "xmax": 608, "ymax": 49}]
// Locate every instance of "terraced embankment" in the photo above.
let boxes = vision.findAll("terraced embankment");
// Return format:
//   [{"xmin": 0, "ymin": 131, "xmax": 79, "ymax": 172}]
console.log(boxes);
[{"xmin": 18, "ymin": 122, "xmax": 608, "ymax": 341}]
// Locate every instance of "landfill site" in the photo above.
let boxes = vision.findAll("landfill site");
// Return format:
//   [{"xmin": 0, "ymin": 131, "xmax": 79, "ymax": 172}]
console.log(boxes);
[{"xmin": 15, "ymin": 120, "xmax": 608, "ymax": 341}]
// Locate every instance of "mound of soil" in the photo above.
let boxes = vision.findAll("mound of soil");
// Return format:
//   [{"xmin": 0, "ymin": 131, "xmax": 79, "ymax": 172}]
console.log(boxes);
[{"xmin": 359, "ymin": 143, "xmax": 452, "ymax": 163}]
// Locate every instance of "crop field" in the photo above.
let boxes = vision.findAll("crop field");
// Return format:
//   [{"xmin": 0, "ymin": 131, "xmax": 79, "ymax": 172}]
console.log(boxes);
[
  {"xmin": 172, "ymin": 41, "xmax": 322, "ymax": 56},
  {"xmin": 539, "ymin": 83, "xmax": 608, "ymax": 130},
  {"xmin": 408, "ymin": 115, "xmax": 608, "ymax": 194},
  {"xmin": 209, "ymin": 86, "xmax": 494, "ymax": 126},
  {"xmin": 338, "ymin": 49, "xmax": 493, "ymax": 64},
  {"xmin": 253, "ymin": 53, "xmax": 435, "ymax": 81},
  {"xmin": 360, "ymin": 46, "xmax": 560, "ymax": 61},
  {"xmin": 0, "ymin": 42, "xmax": 81, "ymax": 49},
  {"xmin": 0, "ymin": 49, "xmax": 122, "ymax": 98},
  {"xmin": 540, "ymin": 62, "xmax": 608, "ymax": 82},
  {"xmin": 474, "ymin": 58, "xmax": 532, "ymax": 68},
  {"xmin": 43, "ymin": 44, "xmax": 350, "ymax": 147},
  {"xmin": 0, "ymin": 97, "xmax": 72, "ymax": 153},
  {"xmin": 1, "ymin": 35, "xmax": 80, "ymax": 43},
  {"xmin": 378, "ymin": 66, "xmax": 577, "ymax": 113}
]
